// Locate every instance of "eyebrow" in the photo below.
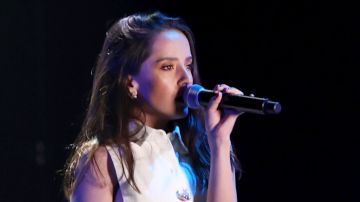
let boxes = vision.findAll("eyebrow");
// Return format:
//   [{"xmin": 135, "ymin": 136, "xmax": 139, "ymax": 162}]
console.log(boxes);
[{"xmin": 155, "ymin": 56, "xmax": 193, "ymax": 63}]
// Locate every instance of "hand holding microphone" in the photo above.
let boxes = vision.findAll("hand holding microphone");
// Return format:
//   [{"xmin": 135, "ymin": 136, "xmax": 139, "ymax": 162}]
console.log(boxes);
[{"xmin": 183, "ymin": 84, "xmax": 282, "ymax": 115}]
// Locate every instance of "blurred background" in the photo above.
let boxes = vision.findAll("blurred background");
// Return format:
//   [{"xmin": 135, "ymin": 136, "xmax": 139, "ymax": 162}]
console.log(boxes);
[{"xmin": 1, "ymin": 0, "xmax": 359, "ymax": 201}]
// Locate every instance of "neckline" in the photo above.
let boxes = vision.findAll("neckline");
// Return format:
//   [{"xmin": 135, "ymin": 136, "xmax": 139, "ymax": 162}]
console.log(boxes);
[{"xmin": 128, "ymin": 120, "xmax": 189, "ymax": 153}]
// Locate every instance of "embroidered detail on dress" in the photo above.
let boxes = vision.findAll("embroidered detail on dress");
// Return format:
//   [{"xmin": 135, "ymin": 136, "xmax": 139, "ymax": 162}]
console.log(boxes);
[{"xmin": 176, "ymin": 188, "xmax": 192, "ymax": 201}]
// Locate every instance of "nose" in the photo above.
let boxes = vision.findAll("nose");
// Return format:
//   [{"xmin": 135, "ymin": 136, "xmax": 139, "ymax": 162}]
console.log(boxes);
[{"xmin": 177, "ymin": 65, "xmax": 193, "ymax": 87}]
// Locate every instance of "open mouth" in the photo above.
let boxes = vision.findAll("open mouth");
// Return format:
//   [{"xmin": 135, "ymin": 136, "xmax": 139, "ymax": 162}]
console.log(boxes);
[
  {"xmin": 175, "ymin": 87, "xmax": 186, "ymax": 104},
  {"xmin": 175, "ymin": 93, "xmax": 184, "ymax": 103}
]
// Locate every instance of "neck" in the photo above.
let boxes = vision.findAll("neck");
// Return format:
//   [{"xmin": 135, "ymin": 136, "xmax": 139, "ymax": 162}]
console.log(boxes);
[
  {"xmin": 130, "ymin": 106, "xmax": 179, "ymax": 132},
  {"xmin": 144, "ymin": 114, "xmax": 173, "ymax": 132},
  {"xmin": 131, "ymin": 109, "xmax": 172, "ymax": 132}
]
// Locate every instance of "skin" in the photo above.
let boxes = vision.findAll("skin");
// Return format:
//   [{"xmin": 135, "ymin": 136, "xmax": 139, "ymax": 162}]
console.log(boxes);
[{"xmin": 71, "ymin": 29, "xmax": 243, "ymax": 202}]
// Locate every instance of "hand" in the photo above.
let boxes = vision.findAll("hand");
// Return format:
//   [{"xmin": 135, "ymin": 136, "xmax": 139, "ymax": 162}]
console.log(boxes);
[{"xmin": 204, "ymin": 84, "xmax": 244, "ymax": 149}]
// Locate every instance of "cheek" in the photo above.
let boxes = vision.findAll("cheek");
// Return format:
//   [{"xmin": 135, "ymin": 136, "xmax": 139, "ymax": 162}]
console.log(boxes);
[
  {"xmin": 136, "ymin": 68, "xmax": 177, "ymax": 105},
  {"xmin": 138, "ymin": 78, "xmax": 166, "ymax": 102},
  {"xmin": 140, "ymin": 81, "xmax": 154, "ymax": 101},
  {"xmin": 153, "ymin": 80, "xmax": 173, "ymax": 97},
  {"xmin": 151, "ymin": 79, "xmax": 176, "ymax": 103}
]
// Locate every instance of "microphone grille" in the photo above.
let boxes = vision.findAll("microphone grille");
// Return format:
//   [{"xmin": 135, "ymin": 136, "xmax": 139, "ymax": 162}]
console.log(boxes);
[{"xmin": 183, "ymin": 84, "xmax": 204, "ymax": 109}]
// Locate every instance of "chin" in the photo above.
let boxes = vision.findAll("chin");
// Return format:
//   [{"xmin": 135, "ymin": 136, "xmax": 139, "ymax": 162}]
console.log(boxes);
[{"xmin": 174, "ymin": 104, "xmax": 189, "ymax": 119}]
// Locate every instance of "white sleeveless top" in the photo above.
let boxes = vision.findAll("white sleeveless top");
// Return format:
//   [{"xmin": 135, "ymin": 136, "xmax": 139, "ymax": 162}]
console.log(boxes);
[{"xmin": 106, "ymin": 123, "xmax": 199, "ymax": 202}]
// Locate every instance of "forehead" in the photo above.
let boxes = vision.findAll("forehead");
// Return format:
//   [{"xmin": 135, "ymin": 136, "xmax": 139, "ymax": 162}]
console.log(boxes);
[{"xmin": 150, "ymin": 29, "xmax": 191, "ymax": 55}]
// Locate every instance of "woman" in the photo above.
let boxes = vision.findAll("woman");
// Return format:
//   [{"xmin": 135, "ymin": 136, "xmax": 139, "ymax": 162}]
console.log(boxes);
[{"xmin": 63, "ymin": 11, "xmax": 243, "ymax": 202}]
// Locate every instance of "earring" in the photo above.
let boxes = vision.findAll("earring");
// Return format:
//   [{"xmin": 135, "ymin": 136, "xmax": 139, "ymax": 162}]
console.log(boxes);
[{"xmin": 129, "ymin": 91, "xmax": 137, "ymax": 99}]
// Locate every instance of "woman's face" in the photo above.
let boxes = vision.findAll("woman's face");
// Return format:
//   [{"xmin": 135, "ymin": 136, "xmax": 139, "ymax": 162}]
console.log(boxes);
[{"xmin": 132, "ymin": 29, "xmax": 193, "ymax": 127}]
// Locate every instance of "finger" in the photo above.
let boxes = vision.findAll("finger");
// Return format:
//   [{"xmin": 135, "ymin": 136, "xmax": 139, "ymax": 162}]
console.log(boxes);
[
  {"xmin": 206, "ymin": 91, "xmax": 222, "ymax": 112},
  {"xmin": 218, "ymin": 111, "xmax": 241, "ymax": 131},
  {"xmin": 223, "ymin": 108, "xmax": 244, "ymax": 117},
  {"xmin": 214, "ymin": 84, "xmax": 230, "ymax": 92},
  {"xmin": 224, "ymin": 87, "xmax": 244, "ymax": 96},
  {"xmin": 214, "ymin": 84, "xmax": 242, "ymax": 95}
]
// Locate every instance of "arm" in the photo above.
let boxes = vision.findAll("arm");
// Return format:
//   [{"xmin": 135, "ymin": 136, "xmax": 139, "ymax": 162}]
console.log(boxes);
[
  {"xmin": 205, "ymin": 84, "xmax": 242, "ymax": 202},
  {"xmin": 71, "ymin": 146, "xmax": 119, "ymax": 202},
  {"xmin": 207, "ymin": 137, "xmax": 237, "ymax": 202}
]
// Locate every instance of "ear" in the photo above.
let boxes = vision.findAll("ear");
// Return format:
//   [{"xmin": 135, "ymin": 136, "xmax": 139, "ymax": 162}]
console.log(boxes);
[{"xmin": 127, "ymin": 75, "xmax": 139, "ymax": 95}]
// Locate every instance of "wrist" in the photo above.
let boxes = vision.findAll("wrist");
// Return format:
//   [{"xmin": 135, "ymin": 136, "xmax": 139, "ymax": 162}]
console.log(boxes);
[{"xmin": 208, "ymin": 137, "xmax": 232, "ymax": 155}]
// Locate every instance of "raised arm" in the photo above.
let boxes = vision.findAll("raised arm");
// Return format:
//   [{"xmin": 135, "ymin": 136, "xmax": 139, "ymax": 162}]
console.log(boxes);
[{"xmin": 205, "ymin": 84, "xmax": 243, "ymax": 202}]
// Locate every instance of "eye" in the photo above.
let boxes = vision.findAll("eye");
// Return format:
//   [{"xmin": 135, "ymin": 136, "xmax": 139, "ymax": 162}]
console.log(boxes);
[
  {"xmin": 161, "ymin": 64, "xmax": 174, "ymax": 71},
  {"xmin": 186, "ymin": 64, "xmax": 193, "ymax": 72}
]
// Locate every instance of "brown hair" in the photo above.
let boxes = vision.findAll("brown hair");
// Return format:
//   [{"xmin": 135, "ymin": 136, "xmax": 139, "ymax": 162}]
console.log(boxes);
[{"xmin": 63, "ymin": 11, "xmax": 240, "ymax": 199}]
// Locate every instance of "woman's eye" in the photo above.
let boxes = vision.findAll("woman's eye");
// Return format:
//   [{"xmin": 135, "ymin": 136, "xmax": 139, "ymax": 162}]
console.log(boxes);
[
  {"xmin": 186, "ymin": 64, "xmax": 193, "ymax": 71},
  {"xmin": 161, "ymin": 64, "xmax": 174, "ymax": 71}
]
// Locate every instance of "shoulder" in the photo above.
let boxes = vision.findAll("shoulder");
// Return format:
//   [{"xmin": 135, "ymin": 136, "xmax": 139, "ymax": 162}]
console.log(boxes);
[
  {"xmin": 71, "ymin": 145, "xmax": 118, "ymax": 201},
  {"xmin": 76, "ymin": 145, "xmax": 116, "ymax": 188}
]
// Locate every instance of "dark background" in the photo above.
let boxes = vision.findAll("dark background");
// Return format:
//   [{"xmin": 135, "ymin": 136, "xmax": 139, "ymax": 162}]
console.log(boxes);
[{"xmin": 1, "ymin": 0, "xmax": 359, "ymax": 201}]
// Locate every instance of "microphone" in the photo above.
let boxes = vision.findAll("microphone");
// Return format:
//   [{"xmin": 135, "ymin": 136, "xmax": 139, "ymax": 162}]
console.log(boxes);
[{"xmin": 183, "ymin": 84, "xmax": 282, "ymax": 115}]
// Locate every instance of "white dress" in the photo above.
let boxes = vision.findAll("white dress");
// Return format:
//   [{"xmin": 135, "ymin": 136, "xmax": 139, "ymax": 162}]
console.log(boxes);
[{"xmin": 106, "ymin": 123, "xmax": 199, "ymax": 202}]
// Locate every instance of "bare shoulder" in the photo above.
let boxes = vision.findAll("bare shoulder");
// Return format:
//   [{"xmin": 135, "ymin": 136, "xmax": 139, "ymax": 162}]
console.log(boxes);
[
  {"xmin": 71, "ymin": 145, "xmax": 117, "ymax": 202},
  {"xmin": 77, "ymin": 145, "xmax": 114, "ymax": 188}
]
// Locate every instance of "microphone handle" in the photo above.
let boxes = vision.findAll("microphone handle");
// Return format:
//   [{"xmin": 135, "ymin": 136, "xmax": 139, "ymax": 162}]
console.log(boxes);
[{"xmin": 198, "ymin": 90, "xmax": 282, "ymax": 115}]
